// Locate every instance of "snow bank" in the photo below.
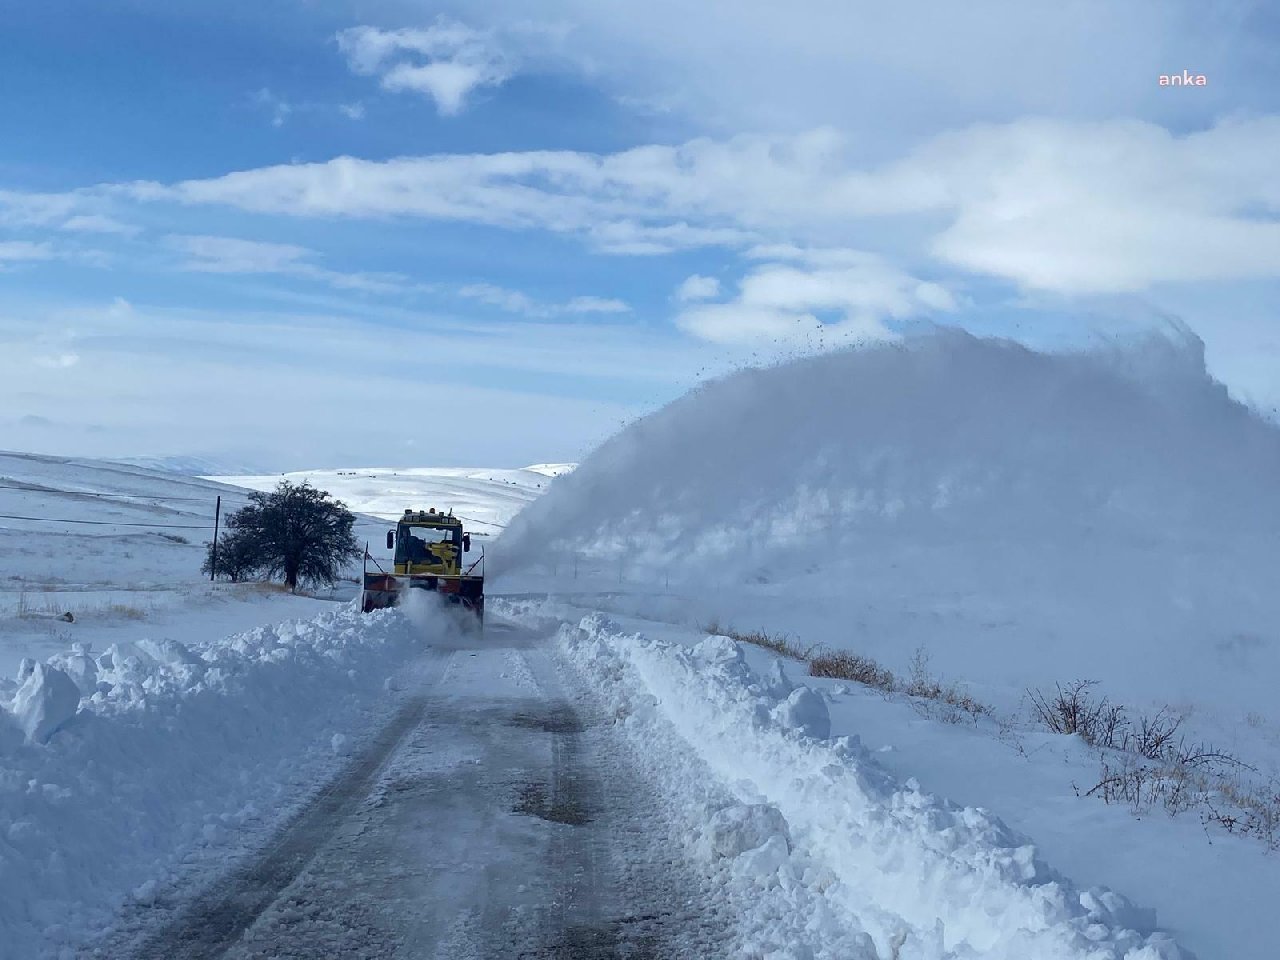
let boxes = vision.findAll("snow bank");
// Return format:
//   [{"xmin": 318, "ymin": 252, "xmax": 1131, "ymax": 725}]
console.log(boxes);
[
  {"xmin": 553, "ymin": 608, "xmax": 1186, "ymax": 960},
  {"xmin": 0, "ymin": 604, "xmax": 433, "ymax": 958}
]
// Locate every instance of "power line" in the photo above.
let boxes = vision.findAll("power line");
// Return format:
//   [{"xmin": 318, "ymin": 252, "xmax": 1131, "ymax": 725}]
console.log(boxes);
[
  {"xmin": 0, "ymin": 480, "xmax": 251, "ymax": 502},
  {"xmin": 0, "ymin": 513, "xmax": 210, "ymax": 529},
  {"xmin": 349, "ymin": 514, "xmax": 506, "ymax": 529},
  {"xmin": 456, "ymin": 514, "xmax": 506, "ymax": 529}
]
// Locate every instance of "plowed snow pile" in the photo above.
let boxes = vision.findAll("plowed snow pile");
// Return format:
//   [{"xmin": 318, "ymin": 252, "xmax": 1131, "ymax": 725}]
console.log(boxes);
[
  {"xmin": 0, "ymin": 605, "xmax": 435, "ymax": 958},
  {"xmin": 547, "ymin": 609, "xmax": 1184, "ymax": 959},
  {"xmin": 497, "ymin": 329, "xmax": 1280, "ymax": 716}
]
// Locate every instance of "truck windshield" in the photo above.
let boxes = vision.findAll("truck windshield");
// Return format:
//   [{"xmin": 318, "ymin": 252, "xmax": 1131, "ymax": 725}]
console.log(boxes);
[{"xmin": 396, "ymin": 524, "xmax": 461, "ymax": 564}]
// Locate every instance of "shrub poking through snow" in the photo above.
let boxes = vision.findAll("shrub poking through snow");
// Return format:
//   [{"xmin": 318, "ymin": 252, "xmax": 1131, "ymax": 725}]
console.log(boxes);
[
  {"xmin": 1027, "ymin": 680, "xmax": 1121, "ymax": 745},
  {"xmin": 808, "ymin": 650, "xmax": 897, "ymax": 692},
  {"xmin": 904, "ymin": 647, "xmax": 991, "ymax": 723},
  {"xmin": 1083, "ymin": 749, "xmax": 1279, "ymax": 849},
  {"xmin": 1027, "ymin": 678, "xmax": 1278, "ymax": 848},
  {"xmin": 704, "ymin": 623, "xmax": 988, "ymax": 721},
  {"xmin": 701, "ymin": 619, "xmax": 812, "ymax": 661}
]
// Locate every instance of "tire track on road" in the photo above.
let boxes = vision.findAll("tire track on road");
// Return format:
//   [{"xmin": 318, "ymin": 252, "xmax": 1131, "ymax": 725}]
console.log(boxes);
[{"xmin": 131, "ymin": 673, "xmax": 444, "ymax": 959}]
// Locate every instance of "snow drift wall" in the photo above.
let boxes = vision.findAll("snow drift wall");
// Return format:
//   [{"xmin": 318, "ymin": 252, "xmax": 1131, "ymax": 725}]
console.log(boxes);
[
  {"xmin": 0, "ymin": 606, "xmax": 432, "ymax": 958},
  {"xmin": 551, "ymin": 608, "xmax": 1185, "ymax": 960},
  {"xmin": 496, "ymin": 329, "xmax": 1280, "ymax": 580}
]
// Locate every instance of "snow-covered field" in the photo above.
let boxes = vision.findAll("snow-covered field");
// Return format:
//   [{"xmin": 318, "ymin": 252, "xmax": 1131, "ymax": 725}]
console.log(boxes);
[
  {"xmin": 0, "ymin": 453, "xmax": 571, "ymax": 676},
  {"xmin": 0, "ymin": 451, "xmax": 344, "ymax": 677},
  {"xmin": 217, "ymin": 463, "xmax": 575, "ymax": 535}
]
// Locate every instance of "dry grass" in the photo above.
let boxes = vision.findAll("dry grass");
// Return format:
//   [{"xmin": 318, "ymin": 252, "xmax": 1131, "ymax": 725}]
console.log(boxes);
[
  {"xmin": 904, "ymin": 648, "xmax": 991, "ymax": 723},
  {"xmin": 1084, "ymin": 752, "xmax": 1278, "ymax": 850},
  {"xmin": 13, "ymin": 591, "xmax": 149, "ymax": 622},
  {"xmin": 106, "ymin": 603, "xmax": 148, "ymax": 620},
  {"xmin": 701, "ymin": 619, "xmax": 812, "ymax": 661},
  {"xmin": 704, "ymin": 620, "xmax": 989, "ymax": 723},
  {"xmin": 240, "ymin": 581, "xmax": 293, "ymax": 595},
  {"xmin": 809, "ymin": 651, "xmax": 898, "ymax": 692},
  {"xmin": 15, "ymin": 592, "xmax": 69, "ymax": 619}
]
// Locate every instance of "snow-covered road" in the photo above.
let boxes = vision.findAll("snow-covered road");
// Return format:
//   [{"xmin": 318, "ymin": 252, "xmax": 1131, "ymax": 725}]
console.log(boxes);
[
  {"xmin": 8, "ymin": 593, "xmax": 1208, "ymax": 958},
  {"xmin": 127, "ymin": 621, "xmax": 729, "ymax": 959}
]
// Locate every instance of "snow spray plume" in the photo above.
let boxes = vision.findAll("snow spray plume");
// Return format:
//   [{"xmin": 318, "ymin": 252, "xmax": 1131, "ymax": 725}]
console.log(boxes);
[{"xmin": 495, "ymin": 328, "xmax": 1280, "ymax": 584}]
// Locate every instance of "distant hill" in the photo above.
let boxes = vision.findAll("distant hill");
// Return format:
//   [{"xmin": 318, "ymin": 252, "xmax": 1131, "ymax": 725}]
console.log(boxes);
[
  {"xmin": 215, "ymin": 464, "xmax": 576, "ymax": 535},
  {"xmin": 110, "ymin": 455, "xmax": 265, "ymax": 477}
]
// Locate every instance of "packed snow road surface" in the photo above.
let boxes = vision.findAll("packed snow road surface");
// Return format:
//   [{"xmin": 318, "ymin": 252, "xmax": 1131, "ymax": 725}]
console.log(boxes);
[{"xmin": 130, "ymin": 622, "xmax": 729, "ymax": 960}]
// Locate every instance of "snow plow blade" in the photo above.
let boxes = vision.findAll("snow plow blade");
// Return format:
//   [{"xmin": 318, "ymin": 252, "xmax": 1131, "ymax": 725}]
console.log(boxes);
[{"xmin": 361, "ymin": 572, "xmax": 484, "ymax": 622}]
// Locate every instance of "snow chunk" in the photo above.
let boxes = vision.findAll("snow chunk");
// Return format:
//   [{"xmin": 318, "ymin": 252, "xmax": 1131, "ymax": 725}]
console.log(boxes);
[
  {"xmin": 11, "ymin": 663, "xmax": 82, "ymax": 743},
  {"xmin": 0, "ymin": 705, "xmax": 23, "ymax": 754},
  {"xmin": 48, "ymin": 643, "xmax": 98, "ymax": 696},
  {"xmin": 701, "ymin": 802, "xmax": 792, "ymax": 861},
  {"xmin": 693, "ymin": 633, "xmax": 744, "ymax": 668},
  {"xmin": 763, "ymin": 659, "xmax": 795, "ymax": 699},
  {"xmin": 770, "ymin": 685, "xmax": 830, "ymax": 740},
  {"xmin": 134, "ymin": 637, "xmax": 205, "ymax": 668}
]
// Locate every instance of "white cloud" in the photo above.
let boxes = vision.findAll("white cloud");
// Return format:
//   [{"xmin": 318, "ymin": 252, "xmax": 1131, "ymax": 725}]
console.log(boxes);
[
  {"xmin": 675, "ymin": 274, "xmax": 720, "ymax": 301},
  {"xmin": 168, "ymin": 234, "xmax": 311, "ymax": 273},
  {"xmin": 124, "ymin": 115, "xmax": 1280, "ymax": 293},
  {"xmin": 0, "ymin": 240, "xmax": 55, "ymax": 263},
  {"xmin": 60, "ymin": 214, "xmax": 139, "ymax": 236},
  {"xmin": 676, "ymin": 251, "xmax": 954, "ymax": 346},
  {"xmin": 913, "ymin": 118, "xmax": 1280, "ymax": 292},
  {"xmin": 564, "ymin": 296, "xmax": 629, "ymax": 315},
  {"xmin": 457, "ymin": 283, "xmax": 628, "ymax": 317},
  {"xmin": 165, "ymin": 234, "xmax": 409, "ymax": 293},
  {"xmin": 34, "ymin": 353, "xmax": 80, "ymax": 370},
  {"xmin": 0, "ymin": 299, "xmax": 707, "ymax": 466},
  {"xmin": 458, "ymin": 282, "xmax": 538, "ymax": 314},
  {"xmin": 252, "ymin": 88, "xmax": 293, "ymax": 127},
  {"xmin": 337, "ymin": 22, "xmax": 511, "ymax": 116},
  {"xmin": 435, "ymin": 0, "xmax": 1274, "ymax": 148},
  {"xmin": 0, "ymin": 191, "xmax": 80, "ymax": 227}
]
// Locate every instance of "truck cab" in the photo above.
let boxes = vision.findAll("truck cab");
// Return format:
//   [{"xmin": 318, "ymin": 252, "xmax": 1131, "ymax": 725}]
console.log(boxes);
[{"xmin": 391, "ymin": 509, "xmax": 471, "ymax": 576}]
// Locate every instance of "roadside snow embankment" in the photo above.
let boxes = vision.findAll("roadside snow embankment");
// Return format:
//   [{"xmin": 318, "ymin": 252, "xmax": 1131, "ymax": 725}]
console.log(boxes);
[
  {"xmin": 0, "ymin": 604, "xmax": 430, "ymax": 958},
  {"xmin": 542, "ymin": 605, "xmax": 1185, "ymax": 960}
]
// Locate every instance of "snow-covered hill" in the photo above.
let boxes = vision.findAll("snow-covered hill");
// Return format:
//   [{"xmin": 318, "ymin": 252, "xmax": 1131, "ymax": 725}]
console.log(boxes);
[
  {"xmin": 0, "ymin": 451, "xmax": 338, "ymax": 677},
  {"xmin": 218, "ymin": 464, "xmax": 575, "ymax": 534},
  {"xmin": 111, "ymin": 455, "xmax": 265, "ymax": 476}
]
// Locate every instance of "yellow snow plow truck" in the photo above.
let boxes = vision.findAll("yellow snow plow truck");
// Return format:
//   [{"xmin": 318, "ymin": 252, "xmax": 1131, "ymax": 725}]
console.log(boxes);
[{"xmin": 361, "ymin": 508, "xmax": 484, "ymax": 622}]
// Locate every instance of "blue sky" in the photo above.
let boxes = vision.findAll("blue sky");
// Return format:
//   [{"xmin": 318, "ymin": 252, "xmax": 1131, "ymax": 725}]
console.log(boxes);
[{"xmin": 2, "ymin": 0, "xmax": 1278, "ymax": 468}]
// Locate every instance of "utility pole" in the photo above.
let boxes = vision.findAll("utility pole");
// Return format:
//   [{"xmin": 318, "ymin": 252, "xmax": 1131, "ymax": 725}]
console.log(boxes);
[{"xmin": 209, "ymin": 495, "xmax": 221, "ymax": 581}]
